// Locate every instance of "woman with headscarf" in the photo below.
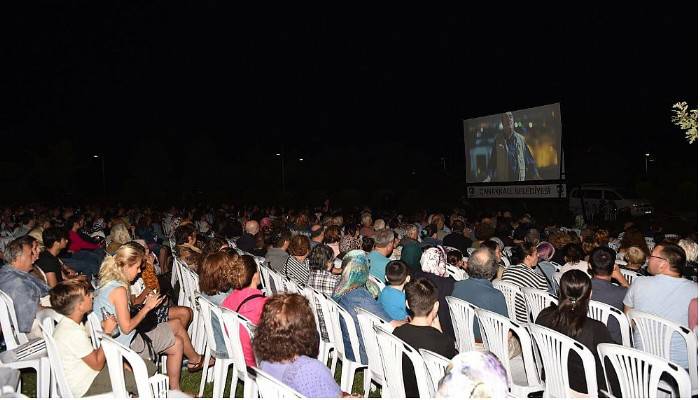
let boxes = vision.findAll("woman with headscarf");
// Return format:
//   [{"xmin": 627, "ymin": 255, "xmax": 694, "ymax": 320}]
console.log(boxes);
[
  {"xmin": 409, "ymin": 246, "xmax": 456, "ymax": 340},
  {"xmin": 332, "ymin": 250, "xmax": 402, "ymax": 364}
]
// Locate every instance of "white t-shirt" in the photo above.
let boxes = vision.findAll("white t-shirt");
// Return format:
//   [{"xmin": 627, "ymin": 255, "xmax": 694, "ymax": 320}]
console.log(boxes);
[
  {"xmin": 53, "ymin": 317, "xmax": 100, "ymax": 397},
  {"xmin": 623, "ymin": 274, "xmax": 698, "ymax": 368}
]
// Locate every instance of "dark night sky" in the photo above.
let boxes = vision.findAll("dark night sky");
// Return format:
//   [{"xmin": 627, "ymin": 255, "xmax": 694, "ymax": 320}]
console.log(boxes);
[{"xmin": 1, "ymin": 4, "xmax": 697, "ymax": 205}]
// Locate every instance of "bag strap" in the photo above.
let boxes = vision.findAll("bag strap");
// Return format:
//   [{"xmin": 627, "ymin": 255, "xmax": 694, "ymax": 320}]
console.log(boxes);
[
  {"xmin": 536, "ymin": 262, "xmax": 556, "ymax": 293},
  {"xmin": 236, "ymin": 294, "xmax": 265, "ymax": 313}
]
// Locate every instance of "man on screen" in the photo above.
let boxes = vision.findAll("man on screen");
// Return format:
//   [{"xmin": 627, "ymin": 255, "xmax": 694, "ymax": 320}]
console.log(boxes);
[{"xmin": 483, "ymin": 112, "xmax": 541, "ymax": 182}]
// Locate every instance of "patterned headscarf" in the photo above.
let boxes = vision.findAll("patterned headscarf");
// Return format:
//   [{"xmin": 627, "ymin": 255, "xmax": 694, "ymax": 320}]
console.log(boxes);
[
  {"xmin": 339, "ymin": 234, "xmax": 362, "ymax": 253},
  {"xmin": 332, "ymin": 250, "xmax": 380, "ymax": 299},
  {"xmin": 436, "ymin": 351, "xmax": 508, "ymax": 399},
  {"xmin": 420, "ymin": 246, "xmax": 448, "ymax": 277}
]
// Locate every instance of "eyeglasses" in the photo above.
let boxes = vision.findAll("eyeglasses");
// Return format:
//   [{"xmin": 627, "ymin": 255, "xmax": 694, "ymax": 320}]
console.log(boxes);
[{"xmin": 648, "ymin": 255, "xmax": 669, "ymax": 263}]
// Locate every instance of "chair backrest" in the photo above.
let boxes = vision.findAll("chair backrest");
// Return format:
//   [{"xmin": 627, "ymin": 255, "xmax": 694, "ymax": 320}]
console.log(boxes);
[
  {"xmin": 528, "ymin": 323, "xmax": 598, "ymax": 397},
  {"xmin": 368, "ymin": 275, "xmax": 385, "ymax": 291},
  {"xmin": 267, "ymin": 269, "xmax": 287, "ymax": 295},
  {"xmin": 374, "ymin": 325, "xmax": 434, "ymax": 398},
  {"xmin": 197, "ymin": 295, "xmax": 224, "ymax": 357},
  {"xmin": 283, "ymin": 277, "xmax": 303, "ymax": 294},
  {"xmin": 86, "ymin": 312, "xmax": 103, "ymax": 349},
  {"xmin": 36, "ymin": 308, "xmax": 63, "ymax": 336},
  {"xmin": 251, "ymin": 366, "xmax": 305, "ymax": 399},
  {"xmin": 101, "ymin": 334, "xmax": 165, "ymax": 399},
  {"xmin": 492, "ymin": 280, "xmax": 523, "ymax": 323},
  {"xmin": 521, "ymin": 287, "xmax": 558, "ymax": 323},
  {"xmin": 41, "ymin": 326, "xmax": 73, "ymax": 398},
  {"xmin": 307, "ymin": 288, "xmax": 336, "ymax": 346},
  {"xmin": 324, "ymin": 295, "xmax": 362, "ymax": 364},
  {"xmin": 628, "ymin": 310, "xmax": 698, "ymax": 390},
  {"xmin": 476, "ymin": 309, "xmax": 541, "ymax": 390},
  {"xmin": 257, "ymin": 263, "xmax": 274, "ymax": 297},
  {"xmin": 619, "ymin": 268, "xmax": 641, "ymax": 286},
  {"xmin": 597, "ymin": 343, "xmax": 692, "ymax": 398},
  {"xmin": 356, "ymin": 307, "xmax": 388, "ymax": 383},
  {"xmin": 587, "ymin": 300, "xmax": 632, "ymax": 347},
  {"xmin": 419, "ymin": 349, "xmax": 450, "ymax": 394},
  {"xmin": 445, "ymin": 264, "xmax": 468, "ymax": 281},
  {"xmin": 0, "ymin": 289, "xmax": 27, "ymax": 349},
  {"xmin": 221, "ymin": 308, "xmax": 257, "ymax": 371},
  {"xmin": 445, "ymin": 296, "xmax": 479, "ymax": 352}
]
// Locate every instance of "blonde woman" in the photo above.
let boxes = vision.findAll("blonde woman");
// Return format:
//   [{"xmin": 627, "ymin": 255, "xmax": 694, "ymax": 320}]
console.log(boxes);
[
  {"xmin": 92, "ymin": 242, "xmax": 210, "ymax": 390},
  {"xmin": 106, "ymin": 223, "xmax": 132, "ymax": 255}
]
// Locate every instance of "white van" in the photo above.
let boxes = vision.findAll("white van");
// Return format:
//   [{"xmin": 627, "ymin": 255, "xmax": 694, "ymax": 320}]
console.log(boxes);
[{"xmin": 569, "ymin": 185, "xmax": 653, "ymax": 217}]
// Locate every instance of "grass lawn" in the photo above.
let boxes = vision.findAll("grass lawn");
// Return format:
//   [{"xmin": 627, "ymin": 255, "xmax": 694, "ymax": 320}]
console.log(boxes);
[{"xmin": 20, "ymin": 359, "xmax": 382, "ymax": 397}]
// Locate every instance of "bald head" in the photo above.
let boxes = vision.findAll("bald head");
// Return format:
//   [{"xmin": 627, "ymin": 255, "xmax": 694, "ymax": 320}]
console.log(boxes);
[
  {"xmin": 245, "ymin": 220, "xmax": 259, "ymax": 235},
  {"xmin": 467, "ymin": 248, "xmax": 497, "ymax": 280}
]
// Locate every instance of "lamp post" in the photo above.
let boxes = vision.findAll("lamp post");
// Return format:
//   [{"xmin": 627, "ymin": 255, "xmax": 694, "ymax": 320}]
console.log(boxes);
[
  {"xmin": 644, "ymin": 153, "xmax": 650, "ymax": 176},
  {"xmin": 93, "ymin": 154, "xmax": 106, "ymax": 195},
  {"xmin": 275, "ymin": 151, "xmax": 285, "ymax": 195}
]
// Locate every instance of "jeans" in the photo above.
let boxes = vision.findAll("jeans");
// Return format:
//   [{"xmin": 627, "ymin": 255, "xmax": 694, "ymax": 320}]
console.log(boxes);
[{"xmin": 62, "ymin": 249, "xmax": 106, "ymax": 280}]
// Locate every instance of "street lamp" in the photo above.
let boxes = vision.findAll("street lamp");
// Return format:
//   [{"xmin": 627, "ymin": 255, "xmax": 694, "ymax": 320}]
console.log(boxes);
[
  {"xmin": 644, "ymin": 153, "xmax": 650, "ymax": 176},
  {"xmin": 275, "ymin": 152, "xmax": 285, "ymax": 195},
  {"xmin": 94, "ymin": 154, "xmax": 106, "ymax": 195}
]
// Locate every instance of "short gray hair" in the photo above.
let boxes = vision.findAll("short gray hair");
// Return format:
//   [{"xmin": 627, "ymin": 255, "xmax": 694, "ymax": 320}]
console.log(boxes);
[
  {"xmin": 468, "ymin": 248, "xmax": 497, "ymax": 279},
  {"xmin": 374, "ymin": 229, "xmax": 395, "ymax": 248},
  {"xmin": 4, "ymin": 236, "xmax": 35, "ymax": 264}
]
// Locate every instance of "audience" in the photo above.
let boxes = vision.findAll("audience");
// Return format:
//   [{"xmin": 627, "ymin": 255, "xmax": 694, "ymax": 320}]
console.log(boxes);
[
  {"xmin": 411, "ymin": 246, "xmax": 456, "ymax": 340},
  {"xmin": 285, "ymin": 235, "xmax": 311, "ymax": 284},
  {"xmin": 174, "ymin": 223, "xmax": 203, "ymax": 271},
  {"xmin": 265, "ymin": 223, "xmax": 292, "ymax": 274},
  {"xmin": 441, "ymin": 219, "xmax": 472, "ymax": 254},
  {"xmin": 554, "ymin": 243, "xmax": 588, "ymax": 283},
  {"xmin": 306, "ymin": 244, "xmax": 340, "ymax": 341},
  {"xmin": 36, "ymin": 228, "xmax": 77, "ymax": 288},
  {"xmin": 254, "ymin": 293, "xmax": 341, "ymax": 398},
  {"xmin": 236, "ymin": 220, "xmax": 259, "ymax": 254}
]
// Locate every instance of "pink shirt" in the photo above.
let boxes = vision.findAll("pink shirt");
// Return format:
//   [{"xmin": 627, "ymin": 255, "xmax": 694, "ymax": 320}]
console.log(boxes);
[
  {"xmin": 222, "ymin": 287, "xmax": 267, "ymax": 366},
  {"xmin": 68, "ymin": 230, "xmax": 100, "ymax": 253}
]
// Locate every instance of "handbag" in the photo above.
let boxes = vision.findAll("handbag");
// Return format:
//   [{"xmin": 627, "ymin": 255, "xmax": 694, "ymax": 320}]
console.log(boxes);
[{"xmin": 130, "ymin": 303, "xmax": 161, "ymax": 334}]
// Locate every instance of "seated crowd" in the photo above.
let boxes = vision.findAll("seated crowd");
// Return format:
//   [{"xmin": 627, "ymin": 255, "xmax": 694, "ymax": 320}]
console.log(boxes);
[{"xmin": 0, "ymin": 204, "xmax": 696, "ymax": 398}]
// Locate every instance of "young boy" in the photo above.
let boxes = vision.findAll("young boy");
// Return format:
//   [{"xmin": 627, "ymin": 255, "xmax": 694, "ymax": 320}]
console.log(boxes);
[
  {"xmin": 392, "ymin": 277, "xmax": 458, "ymax": 398},
  {"xmin": 51, "ymin": 278, "xmax": 152, "ymax": 397},
  {"xmin": 378, "ymin": 260, "xmax": 410, "ymax": 321}
]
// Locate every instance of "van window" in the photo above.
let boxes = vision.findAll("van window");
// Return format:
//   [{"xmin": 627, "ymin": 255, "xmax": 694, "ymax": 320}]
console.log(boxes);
[{"xmin": 583, "ymin": 190, "xmax": 602, "ymax": 199}]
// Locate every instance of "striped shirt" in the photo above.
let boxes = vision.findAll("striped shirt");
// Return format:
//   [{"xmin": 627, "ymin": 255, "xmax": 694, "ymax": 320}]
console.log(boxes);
[
  {"xmin": 284, "ymin": 257, "xmax": 310, "ymax": 285},
  {"xmin": 501, "ymin": 263, "xmax": 549, "ymax": 323}
]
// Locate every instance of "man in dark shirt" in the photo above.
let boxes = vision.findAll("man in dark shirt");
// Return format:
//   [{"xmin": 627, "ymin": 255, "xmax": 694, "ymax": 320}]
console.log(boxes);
[
  {"xmin": 589, "ymin": 247, "xmax": 628, "ymax": 344},
  {"xmin": 36, "ymin": 228, "xmax": 76, "ymax": 288},
  {"xmin": 236, "ymin": 220, "xmax": 259, "ymax": 253},
  {"xmin": 393, "ymin": 277, "xmax": 457, "ymax": 398},
  {"xmin": 441, "ymin": 219, "xmax": 472, "ymax": 254}
]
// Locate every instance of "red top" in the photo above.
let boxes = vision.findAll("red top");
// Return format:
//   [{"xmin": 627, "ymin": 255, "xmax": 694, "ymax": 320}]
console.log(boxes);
[
  {"xmin": 222, "ymin": 287, "xmax": 267, "ymax": 366},
  {"xmin": 68, "ymin": 230, "xmax": 100, "ymax": 253}
]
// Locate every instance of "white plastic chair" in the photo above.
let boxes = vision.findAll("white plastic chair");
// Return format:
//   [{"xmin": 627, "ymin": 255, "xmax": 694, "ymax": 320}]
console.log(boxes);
[
  {"xmin": 87, "ymin": 312, "xmax": 103, "ymax": 349},
  {"xmin": 521, "ymin": 287, "xmax": 558, "ymax": 323},
  {"xmin": 267, "ymin": 269, "xmax": 288, "ymax": 295},
  {"xmin": 179, "ymin": 263, "xmax": 206, "ymax": 354},
  {"xmin": 356, "ymin": 307, "xmax": 390, "ymax": 397},
  {"xmin": 220, "ymin": 308, "xmax": 258, "ymax": 398},
  {"xmin": 100, "ymin": 334, "xmax": 176, "ymax": 398},
  {"xmin": 0, "ymin": 290, "xmax": 50, "ymax": 398},
  {"xmin": 619, "ymin": 268, "xmax": 641, "ymax": 286},
  {"xmin": 306, "ymin": 288, "xmax": 337, "ymax": 371},
  {"xmin": 368, "ymin": 275, "xmax": 385, "ymax": 292},
  {"xmin": 257, "ymin": 263, "xmax": 274, "ymax": 296},
  {"xmin": 419, "ymin": 349, "xmax": 450, "ymax": 394},
  {"xmin": 598, "ymin": 343, "xmax": 692, "ymax": 398},
  {"xmin": 445, "ymin": 296, "xmax": 479, "ymax": 352},
  {"xmin": 324, "ymin": 295, "xmax": 368, "ymax": 393},
  {"xmin": 40, "ymin": 326, "xmax": 75, "ymax": 398},
  {"xmin": 628, "ymin": 310, "xmax": 698, "ymax": 393},
  {"xmin": 197, "ymin": 295, "xmax": 238, "ymax": 398},
  {"xmin": 528, "ymin": 323, "xmax": 598, "ymax": 397},
  {"xmin": 501, "ymin": 255, "xmax": 511, "ymax": 267},
  {"xmin": 476, "ymin": 309, "xmax": 543, "ymax": 396},
  {"xmin": 373, "ymin": 324, "xmax": 434, "ymax": 398},
  {"xmin": 587, "ymin": 300, "xmax": 632, "ymax": 347},
  {"xmin": 492, "ymin": 280, "xmax": 525, "ymax": 323},
  {"xmin": 251, "ymin": 366, "xmax": 305, "ymax": 399}
]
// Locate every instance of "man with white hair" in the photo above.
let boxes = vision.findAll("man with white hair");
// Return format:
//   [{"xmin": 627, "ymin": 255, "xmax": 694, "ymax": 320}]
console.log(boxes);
[
  {"xmin": 368, "ymin": 229, "xmax": 395, "ymax": 280},
  {"xmin": 236, "ymin": 220, "xmax": 259, "ymax": 253}
]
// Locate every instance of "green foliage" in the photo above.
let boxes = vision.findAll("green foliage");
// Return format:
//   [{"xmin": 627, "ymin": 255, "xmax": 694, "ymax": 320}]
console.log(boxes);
[{"xmin": 671, "ymin": 101, "xmax": 698, "ymax": 144}]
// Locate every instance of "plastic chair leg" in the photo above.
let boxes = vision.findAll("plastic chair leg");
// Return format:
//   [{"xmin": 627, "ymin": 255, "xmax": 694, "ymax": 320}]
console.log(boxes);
[
  {"xmin": 198, "ymin": 350, "xmax": 211, "ymax": 398},
  {"xmin": 362, "ymin": 369, "xmax": 371, "ymax": 397},
  {"xmin": 38, "ymin": 358, "xmax": 50, "ymax": 398}
]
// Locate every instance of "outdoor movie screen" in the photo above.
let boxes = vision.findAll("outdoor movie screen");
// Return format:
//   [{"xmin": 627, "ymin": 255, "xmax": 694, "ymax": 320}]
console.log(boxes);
[{"xmin": 463, "ymin": 103, "xmax": 563, "ymax": 183}]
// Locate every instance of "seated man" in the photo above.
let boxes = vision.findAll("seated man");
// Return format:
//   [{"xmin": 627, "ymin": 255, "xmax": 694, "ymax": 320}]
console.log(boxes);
[
  {"xmin": 0, "ymin": 236, "xmax": 49, "ymax": 337},
  {"xmin": 624, "ymin": 243, "xmax": 698, "ymax": 368},
  {"xmin": 589, "ymin": 246, "xmax": 628, "ymax": 343},
  {"xmin": 451, "ymin": 247, "xmax": 508, "ymax": 341},
  {"xmin": 393, "ymin": 277, "xmax": 458, "ymax": 398}
]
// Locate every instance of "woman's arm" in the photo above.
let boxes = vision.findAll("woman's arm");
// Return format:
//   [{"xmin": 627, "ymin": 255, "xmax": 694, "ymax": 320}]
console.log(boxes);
[{"xmin": 110, "ymin": 287, "xmax": 163, "ymax": 334}]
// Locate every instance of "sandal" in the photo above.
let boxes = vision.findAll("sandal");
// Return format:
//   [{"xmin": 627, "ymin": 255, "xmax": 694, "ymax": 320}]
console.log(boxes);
[{"xmin": 187, "ymin": 355, "xmax": 215, "ymax": 373}]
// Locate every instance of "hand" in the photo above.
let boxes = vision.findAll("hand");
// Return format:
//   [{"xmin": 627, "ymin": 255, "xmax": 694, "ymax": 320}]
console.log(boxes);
[
  {"xmin": 611, "ymin": 265, "xmax": 629, "ymax": 288},
  {"xmin": 144, "ymin": 292, "xmax": 164, "ymax": 311},
  {"xmin": 101, "ymin": 315, "xmax": 118, "ymax": 335}
]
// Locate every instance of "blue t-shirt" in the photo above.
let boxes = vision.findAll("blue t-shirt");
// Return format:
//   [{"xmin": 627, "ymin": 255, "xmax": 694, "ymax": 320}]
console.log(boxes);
[
  {"xmin": 378, "ymin": 286, "xmax": 408, "ymax": 321},
  {"xmin": 368, "ymin": 251, "xmax": 390, "ymax": 280},
  {"xmin": 451, "ymin": 278, "xmax": 508, "ymax": 341}
]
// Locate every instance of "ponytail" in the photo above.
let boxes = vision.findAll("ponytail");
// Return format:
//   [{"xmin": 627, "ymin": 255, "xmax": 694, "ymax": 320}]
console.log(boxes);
[{"xmin": 551, "ymin": 270, "xmax": 592, "ymax": 337}]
